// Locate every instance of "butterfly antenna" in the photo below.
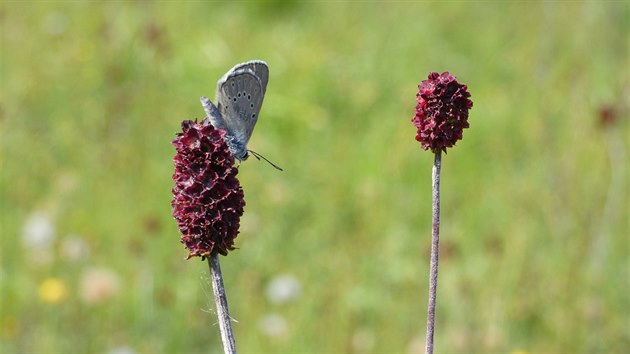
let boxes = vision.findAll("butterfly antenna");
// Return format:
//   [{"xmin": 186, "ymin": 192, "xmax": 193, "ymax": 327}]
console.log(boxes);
[{"xmin": 248, "ymin": 150, "xmax": 283, "ymax": 171}]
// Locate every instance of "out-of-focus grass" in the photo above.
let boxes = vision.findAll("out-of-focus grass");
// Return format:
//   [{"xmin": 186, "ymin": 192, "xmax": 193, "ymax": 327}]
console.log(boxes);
[{"xmin": 1, "ymin": 1, "xmax": 628, "ymax": 353}]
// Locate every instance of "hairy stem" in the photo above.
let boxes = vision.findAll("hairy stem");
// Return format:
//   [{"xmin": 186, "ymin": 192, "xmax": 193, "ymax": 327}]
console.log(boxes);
[
  {"xmin": 425, "ymin": 151, "xmax": 441, "ymax": 354},
  {"xmin": 208, "ymin": 253, "xmax": 237, "ymax": 354}
]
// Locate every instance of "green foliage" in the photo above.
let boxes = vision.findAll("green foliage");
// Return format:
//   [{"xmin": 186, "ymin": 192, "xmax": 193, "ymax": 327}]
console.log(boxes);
[{"xmin": 1, "ymin": 1, "xmax": 628, "ymax": 353}]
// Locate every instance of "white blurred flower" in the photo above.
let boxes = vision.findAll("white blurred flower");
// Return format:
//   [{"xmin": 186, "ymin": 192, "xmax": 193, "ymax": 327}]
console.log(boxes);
[
  {"xmin": 107, "ymin": 346, "xmax": 135, "ymax": 354},
  {"xmin": 265, "ymin": 274, "xmax": 302, "ymax": 304},
  {"xmin": 60, "ymin": 235, "xmax": 89, "ymax": 262},
  {"xmin": 351, "ymin": 328, "xmax": 375, "ymax": 353},
  {"xmin": 23, "ymin": 211, "xmax": 55, "ymax": 249},
  {"xmin": 258, "ymin": 314, "xmax": 288, "ymax": 338},
  {"xmin": 79, "ymin": 267, "xmax": 121, "ymax": 305}
]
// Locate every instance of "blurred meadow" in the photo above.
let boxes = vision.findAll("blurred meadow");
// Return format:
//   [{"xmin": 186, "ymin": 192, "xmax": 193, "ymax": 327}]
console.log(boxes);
[{"xmin": 1, "ymin": 1, "xmax": 629, "ymax": 353}]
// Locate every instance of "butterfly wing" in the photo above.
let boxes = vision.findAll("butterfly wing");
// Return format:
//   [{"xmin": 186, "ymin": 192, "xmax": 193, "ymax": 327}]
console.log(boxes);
[
  {"xmin": 235, "ymin": 60, "xmax": 269, "ymax": 95},
  {"xmin": 215, "ymin": 62, "xmax": 267, "ymax": 147}
]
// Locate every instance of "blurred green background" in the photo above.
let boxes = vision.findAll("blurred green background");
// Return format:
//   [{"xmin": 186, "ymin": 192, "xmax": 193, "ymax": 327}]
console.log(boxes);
[{"xmin": 1, "ymin": 1, "xmax": 628, "ymax": 353}]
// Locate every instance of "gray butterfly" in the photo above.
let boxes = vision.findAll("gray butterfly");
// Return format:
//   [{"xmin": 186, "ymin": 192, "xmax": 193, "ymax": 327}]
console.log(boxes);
[{"xmin": 201, "ymin": 60, "xmax": 281, "ymax": 170}]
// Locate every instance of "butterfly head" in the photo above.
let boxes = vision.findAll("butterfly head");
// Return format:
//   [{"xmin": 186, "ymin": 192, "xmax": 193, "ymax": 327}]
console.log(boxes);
[{"xmin": 223, "ymin": 135, "xmax": 249, "ymax": 162}]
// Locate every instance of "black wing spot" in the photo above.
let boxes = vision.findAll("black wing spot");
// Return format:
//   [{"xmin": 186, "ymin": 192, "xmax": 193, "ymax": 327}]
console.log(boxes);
[
  {"xmin": 250, "ymin": 103, "xmax": 254, "ymax": 108},
  {"xmin": 252, "ymin": 114, "xmax": 256, "ymax": 118},
  {"xmin": 231, "ymin": 82, "xmax": 235, "ymax": 87},
  {"xmin": 238, "ymin": 92, "xmax": 241, "ymax": 97},
  {"xmin": 247, "ymin": 94, "xmax": 251, "ymax": 100},
  {"xmin": 233, "ymin": 97, "xmax": 237, "ymax": 102}
]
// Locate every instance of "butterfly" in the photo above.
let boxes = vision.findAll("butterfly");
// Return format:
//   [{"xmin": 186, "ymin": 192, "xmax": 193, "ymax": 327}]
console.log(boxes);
[{"xmin": 201, "ymin": 60, "xmax": 282, "ymax": 170}]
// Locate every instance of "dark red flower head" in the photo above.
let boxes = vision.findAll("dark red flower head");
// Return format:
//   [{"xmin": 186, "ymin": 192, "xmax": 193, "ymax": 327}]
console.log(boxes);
[
  {"xmin": 171, "ymin": 118, "xmax": 245, "ymax": 259},
  {"xmin": 412, "ymin": 72, "xmax": 473, "ymax": 153}
]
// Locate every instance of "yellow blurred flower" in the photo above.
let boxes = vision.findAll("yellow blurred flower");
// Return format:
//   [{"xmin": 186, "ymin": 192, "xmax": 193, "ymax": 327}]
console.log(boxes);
[
  {"xmin": 510, "ymin": 350, "xmax": 529, "ymax": 354},
  {"xmin": 38, "ymin": 278, "xmax": 68, "ymax": 304}
]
